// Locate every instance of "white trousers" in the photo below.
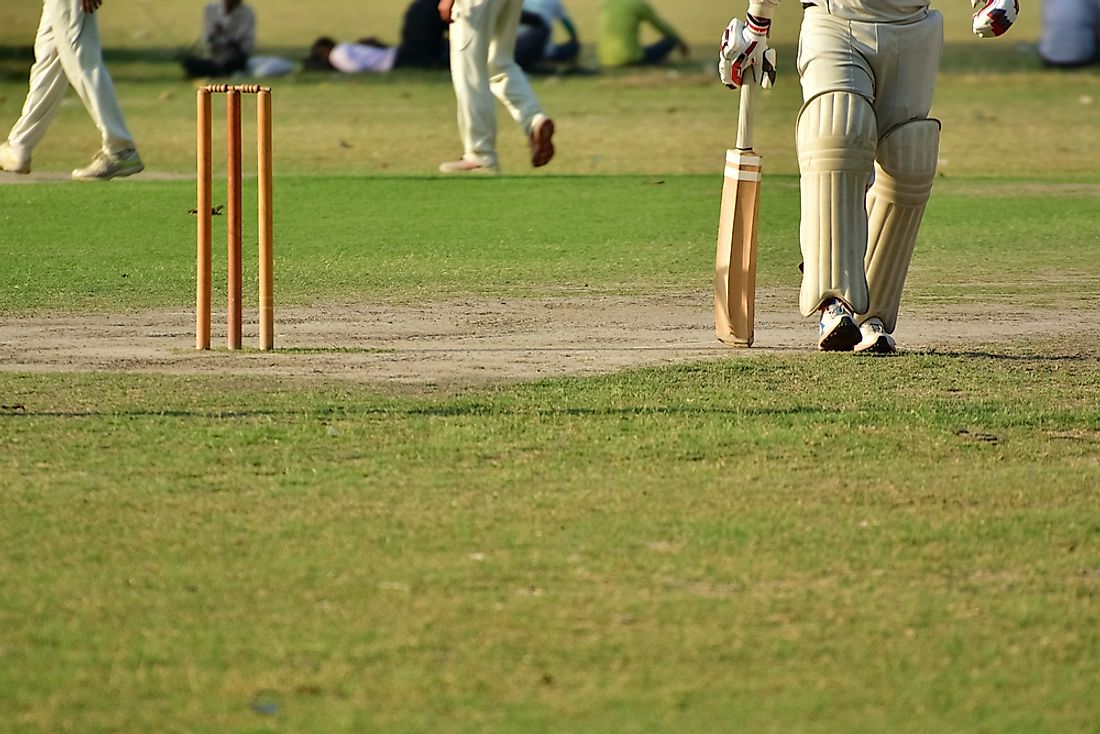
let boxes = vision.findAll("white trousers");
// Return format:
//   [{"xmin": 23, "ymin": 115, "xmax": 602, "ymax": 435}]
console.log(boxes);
[
  {"xmin": 797, "ymin": 7, "xmax": 943, "ymax": 133},
  {"xmin": 449, "ymin": 0, "xmax": 544, "ymax": 169},
  {"xmin": 6, "ymin": 0, "xmax": 135, "ymax": 158}
]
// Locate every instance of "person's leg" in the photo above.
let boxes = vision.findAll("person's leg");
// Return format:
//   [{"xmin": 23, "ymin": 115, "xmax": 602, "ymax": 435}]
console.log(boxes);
[
  {"xmin": 5, "ymin": 8, "xmax": 72, "ymax": 166},
  {"xmin": 487, "ymin": 0, "xmax": 554, "ymax": 166},
  {"xmin": 45, "ymin": 0, "xmax": 137, "ymax": 157},
  {"xmin": 486, "ymin": 0, "xmax": 544, "ymax": 134},
  {"xmin": 547, "ymin": 39, "xmax": 580, "ymax": 63},
  {"xmin": 795, "ymin": 8, "xmax": 878, "ymax": 338},
  {"xmin": 446, "ymin": 0, "xmax": 499, "ymax": 170},
  {"xmin": 859, "ymin": 12, "xmax": 943, "ymax": 338},
  {"xmin": 181, "ymin": 55, "xmax": 222, "ymax": 78},
  {"xmin": 640, "ymin": 36, "xmax": 679, "ymax": 65},
  {"xmin": 514, "ymin": 21, "xmax": 550, "ymax": 71}
]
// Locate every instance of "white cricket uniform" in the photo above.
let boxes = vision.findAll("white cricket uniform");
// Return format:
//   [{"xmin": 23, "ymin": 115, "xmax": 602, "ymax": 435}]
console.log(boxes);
[
  {"xmin": 795, "ymin": 0, "xmax": 942, "ymax": 132},
  {"xmin": 449, "ymin": 0, "xmax": 546, "ymax": 169},
  {"xmin": 1039, "ymin": 0, "xmax": 1100, "ymax": 65},
  {"xmin": 6, "ymin": 0, "xmax": 136, "ymax": 159},
  {"xmin": 775, "ymin": 0, "xmax": 944, "ymax": 329}
]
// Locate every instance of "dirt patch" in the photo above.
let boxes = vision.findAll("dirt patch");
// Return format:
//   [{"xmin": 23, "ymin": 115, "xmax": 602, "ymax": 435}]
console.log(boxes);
[{"xmin": 0, "ymin": 290, "xmax": 1089, "ymax": 386}]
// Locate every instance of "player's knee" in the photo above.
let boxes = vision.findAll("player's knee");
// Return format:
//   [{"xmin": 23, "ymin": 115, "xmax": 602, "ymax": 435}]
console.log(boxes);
[
  {"xmin": 874, "ymin": 118, "xmax": 941, "ymax": 204},
  {"xmin": 796, "ymin": 91, "xmax": 877, "ymax": 175}
]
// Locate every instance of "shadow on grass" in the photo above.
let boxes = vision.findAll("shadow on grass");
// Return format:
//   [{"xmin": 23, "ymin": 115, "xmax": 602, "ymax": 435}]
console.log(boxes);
[
  {"xmin": 912, "ymin": 350, "xmax": 1096, "ymax": 362},
  {"xmin": 0, "ymin": 404, "xmax": 840, "ymax": 420}
]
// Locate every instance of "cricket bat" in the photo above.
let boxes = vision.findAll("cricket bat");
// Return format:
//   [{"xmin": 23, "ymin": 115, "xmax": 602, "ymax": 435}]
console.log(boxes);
[{"xmin": 714, "ymin": 80, "xmax": 762, "ymax": 347}]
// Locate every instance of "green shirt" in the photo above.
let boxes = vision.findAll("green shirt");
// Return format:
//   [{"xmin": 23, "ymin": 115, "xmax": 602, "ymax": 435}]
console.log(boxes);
[{"xmin": 598, "ymin": 0, "xmax": 681, "ymax": 67}]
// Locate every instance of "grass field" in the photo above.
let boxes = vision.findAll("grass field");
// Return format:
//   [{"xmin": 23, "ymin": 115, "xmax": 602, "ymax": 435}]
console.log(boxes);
[{"xmin": 1, "ymin": 1, "xmax": 1099, "ymax": 732}]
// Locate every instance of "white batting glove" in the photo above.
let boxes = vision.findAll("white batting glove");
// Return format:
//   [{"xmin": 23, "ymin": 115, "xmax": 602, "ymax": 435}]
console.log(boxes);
[
  {"xmin": 972, "ymin": 0, "xmax": 1019, "ymax": 37},
  {"xmin": 718, "ymin": 15, "xmax": 777, "ymax": 89}
]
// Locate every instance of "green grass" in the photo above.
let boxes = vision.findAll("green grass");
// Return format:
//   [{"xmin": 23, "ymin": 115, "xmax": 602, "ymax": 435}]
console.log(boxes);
[
  {"xmin": 2, "ymin": 175, "xmax": 1098, "ymax": 313},
  {"xmin": 2, "ymin": 356, "xmax": 1098, "ymax": 733}
]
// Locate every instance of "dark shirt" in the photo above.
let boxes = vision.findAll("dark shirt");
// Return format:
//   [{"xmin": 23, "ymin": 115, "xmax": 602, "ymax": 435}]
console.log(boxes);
[{"xmin": 396, "ymin": 0, "xmax": 450, "ymax": 69}]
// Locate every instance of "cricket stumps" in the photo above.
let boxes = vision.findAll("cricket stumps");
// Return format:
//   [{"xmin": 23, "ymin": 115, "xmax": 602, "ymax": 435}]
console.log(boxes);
[{"xmin": 196, "ymin": 84, "xmax": 274, "ymax": 351}]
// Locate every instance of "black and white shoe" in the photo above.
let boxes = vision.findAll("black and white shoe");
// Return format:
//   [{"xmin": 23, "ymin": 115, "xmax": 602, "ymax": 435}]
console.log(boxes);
[
  {"xmin": 817, "ymin": 299, "xmax": 861, "ymax": 351},
  {"xmin": 854, "ymin": 317, "xmax": 897, "ymax": 354}
]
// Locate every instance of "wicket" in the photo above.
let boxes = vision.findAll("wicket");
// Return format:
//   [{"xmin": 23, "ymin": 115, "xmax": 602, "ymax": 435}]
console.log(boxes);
[{"xmin": 196, "ymin": 83, "xmax": 274, "ymax": 351}]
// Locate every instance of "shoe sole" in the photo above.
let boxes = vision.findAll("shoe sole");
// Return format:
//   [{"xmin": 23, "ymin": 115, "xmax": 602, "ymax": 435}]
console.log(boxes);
[
  {"xmin": 855, "ymin": 335, "xmax": 897, "ymax": 354},
  {"xmin": 437, "ymin": 163, "xmax": 498, "ymax": 174},
  {"xmin": 818, "ymin": 316, "xmax": 861, "ymax": 352},
  {"xmin": 72, "ymin": 163, "xmax": 145, "ymax": 181},
  {"xmin": 530, "ymin": 119, "xmax": 554, "ymax": 167}
]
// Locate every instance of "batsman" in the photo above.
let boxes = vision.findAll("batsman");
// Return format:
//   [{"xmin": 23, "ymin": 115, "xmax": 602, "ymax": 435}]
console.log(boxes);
[{"xmin": 718, "ymin": 0, "xmax": 1019, "ymax": 353}]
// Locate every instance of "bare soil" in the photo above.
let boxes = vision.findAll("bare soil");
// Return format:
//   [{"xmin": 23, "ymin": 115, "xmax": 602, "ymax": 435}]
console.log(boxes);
[{"xmin": 0, "ymin": 290, "xmax": 1086, "ymax": 387}]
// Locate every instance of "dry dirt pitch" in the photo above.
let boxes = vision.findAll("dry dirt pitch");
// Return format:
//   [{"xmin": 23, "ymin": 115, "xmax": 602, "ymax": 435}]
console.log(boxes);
[{"xmin": 0, "ymin": 291, "xmax": 1083, "ymax": 386}]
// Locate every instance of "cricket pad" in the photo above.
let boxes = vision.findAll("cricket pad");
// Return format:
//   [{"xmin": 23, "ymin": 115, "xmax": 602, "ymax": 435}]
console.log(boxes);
[
  {"xmin": 796, "ymin": 91, "xmax": 877, "ymax": 316},
  {"xmin": 863, "ymin": 118, "xmax": 941, "ymax": 333}
]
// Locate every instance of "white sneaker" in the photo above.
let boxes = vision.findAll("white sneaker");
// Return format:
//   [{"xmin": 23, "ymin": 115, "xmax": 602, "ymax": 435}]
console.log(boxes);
[
  {"xmin": 817, "ymin": 299, "xmax": 861, "ymax": 352},
  {"xmin": 72, "ymin": 148, "xmax": 144, "ymax": 181},
  {"xmin": 0, "ymin": 141, "xmax": 30, "ymax": 174},
  {"xmin": 855, "ymin": 317, "xmax": 897, "ymax": 354},
  {"xmin": 438, "ymin": 158, "xmax": 498, "ymax": 174}
]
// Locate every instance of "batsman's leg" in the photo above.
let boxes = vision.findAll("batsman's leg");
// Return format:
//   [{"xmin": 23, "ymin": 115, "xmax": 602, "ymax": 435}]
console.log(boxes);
[
  {"xmin": 796, "ymin": 91, "xmax": 877, "ymax": 318},
  {"xmin": 862, "ymin": 118, "xmax": 941, "ymax": 334}
]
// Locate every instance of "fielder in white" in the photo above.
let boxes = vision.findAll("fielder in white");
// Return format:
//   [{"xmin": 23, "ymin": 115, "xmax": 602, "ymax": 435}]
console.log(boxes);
[
  {"xmin": 0, "ymin": 0, "xmax": 143, "ymax": 181},
  {"xmin": 437, "ymin": 0, "xmax": 556, "ymax": 174},
  {"xmin": 718, "ymin": 0, "xmax": 1019, "ymax": 353}
]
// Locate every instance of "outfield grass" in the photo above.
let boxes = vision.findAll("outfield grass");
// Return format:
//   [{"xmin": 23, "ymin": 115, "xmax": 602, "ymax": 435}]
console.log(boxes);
[
  {"xmin": 2, "ymin": 175, "xmax": 1098, "ymax": 313},
  {"xmin": 2, "ymin": 355, "xmax": 1098, "ymax": 733},
  {"xmin": 1, "ymin": 2, "xmax": 1098, "ymax": 732}
]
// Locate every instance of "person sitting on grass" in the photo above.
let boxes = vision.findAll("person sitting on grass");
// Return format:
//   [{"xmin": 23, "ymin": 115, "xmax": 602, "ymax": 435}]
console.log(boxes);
[
  {"xmin": 304, "ymin": 0, "xmax": 450, "ymax": 74},
  {"xmin": 598, "ymin": 0, "xmax": 688, "ymax": 68},
  {"xmin": 515, "ymin": 0, "xmax": 581, "ymax": 72},
  {"xmin": 181, "ymin": 0, "xmax": 256, "ymax": 79},
  {"xmin": 306, "ymin": 37, "xmax": 400, "ymax": 74}
]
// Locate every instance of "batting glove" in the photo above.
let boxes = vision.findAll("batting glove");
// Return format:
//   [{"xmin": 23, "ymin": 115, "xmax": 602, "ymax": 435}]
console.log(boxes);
[
  {"xmin": 972, "ymin": 0, "xmax": 1019, "ymax": 37},
  {"xmin": 718, "ymin": 15, "xmax": 777, "ymax": 89}
]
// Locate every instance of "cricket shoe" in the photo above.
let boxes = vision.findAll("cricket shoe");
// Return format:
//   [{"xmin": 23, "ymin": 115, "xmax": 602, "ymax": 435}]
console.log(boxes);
[
  {"xmin": 529, "ymin": 115, "xmax": 555, "ymax": 168},
  {"xmin": 72, "ymin": 148, "xmax": 144, "ymax": 181},
  {"xmin": 438, "ymin": 158, "xmax": 498, "ymax": 174},
  {"xmin": 817, "ymin": 298, "xmax": 861, "ymax": 352},
  {"xmin": 0, "ymin": 141, "xmax": 30, "ymax": 174},
  {"xmin": 854, "ymin": 317, "xmax": 897, "ymax": 354}
]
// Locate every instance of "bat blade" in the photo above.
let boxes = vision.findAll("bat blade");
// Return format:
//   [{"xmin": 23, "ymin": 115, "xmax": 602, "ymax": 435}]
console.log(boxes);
[{"xmin": 714, "ymin": 147, "xmax": 762, "ymax": 347}]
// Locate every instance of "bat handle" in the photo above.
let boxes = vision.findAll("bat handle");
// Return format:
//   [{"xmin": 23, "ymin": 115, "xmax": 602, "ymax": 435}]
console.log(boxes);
[{"xmin": 735, "ymin": 75, "xmax": 756, "ymax": 151}]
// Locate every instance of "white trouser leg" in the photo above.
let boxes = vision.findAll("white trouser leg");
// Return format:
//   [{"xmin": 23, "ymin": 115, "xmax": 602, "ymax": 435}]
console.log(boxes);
[
  {"xmin": 796, "ymin": 91, "xmax": 878, "ymax": 316},
  {"xmin": 10, "ymin": 0, "xmax": 135, "ymax": 157},
  {"xmin": 487, "ymin": 0, "xmax": 543, "ymax": 136},
  {"xmin": 6, "ymin": 9, "xmax": 71, "ymax": 155},
  {"xmin": 449, "ymin": 0, "xmax": 500, "ymax": 169}
]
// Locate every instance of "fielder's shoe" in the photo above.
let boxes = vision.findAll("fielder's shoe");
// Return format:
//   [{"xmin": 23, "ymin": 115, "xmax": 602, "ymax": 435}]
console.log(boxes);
[
  {"xmin": 817, "ymin": 298, "xmax": 861, "ymax": 352},
  {"xmin": 854, "ymin": 317, "xmax": 897, "ymax": 354},
  {"xmin": 529, "ymin": 115, "xmax": 555, "ymax": 168},
  {"xmin": 438, "ymin": 158, "xmax": 498, "ymax": 174},
  {"xmin": 0, "ymin": 141, "xmax": 30, "ymax": 174},
  {"xmin": 71, "ymin": 148, "xmax": 144, "ymax": 181}
]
